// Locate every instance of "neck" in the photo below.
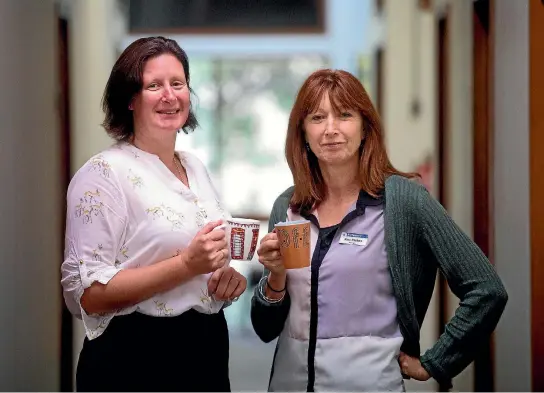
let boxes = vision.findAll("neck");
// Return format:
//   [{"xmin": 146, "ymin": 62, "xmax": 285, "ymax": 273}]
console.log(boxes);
[
  {"xmin": 131, "ymin": 129, "xmax": 177, "ymax": 165},
  {"xmin": 320, "ymin": 159, "xmax": 360, "ymax": 203}
]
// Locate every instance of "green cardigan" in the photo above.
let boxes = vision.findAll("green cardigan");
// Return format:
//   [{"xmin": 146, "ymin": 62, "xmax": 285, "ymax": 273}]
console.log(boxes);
[{"xmin": 251, "ymin": 175, "xmax": 508, "ymax": 388}]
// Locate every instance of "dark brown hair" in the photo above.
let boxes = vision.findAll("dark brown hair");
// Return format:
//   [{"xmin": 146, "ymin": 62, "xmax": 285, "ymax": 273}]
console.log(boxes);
[
  {"xmin": 285, "ymin": 69, "xmax": 418, "ymax": 213},
  {"xmin": 101, "ymin": 36, "xmax": 198, "ymax": 141}
]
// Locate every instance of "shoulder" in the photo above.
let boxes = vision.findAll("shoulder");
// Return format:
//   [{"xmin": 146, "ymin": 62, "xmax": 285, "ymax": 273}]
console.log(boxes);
[
  {"xmin": 269, "ymin": 186, "xmax": 294, "ymax": 221},
  {"xmin": 385, "ymin": 175, "xmax": 427, "ymax": 205},
  {"xmin": 385, "ymin": 174, "xmax": 448, "ymax": 224},
  {"xmin": 68, "ymin": 145, "xmax": 127, "ymax": 193},
  {"xmin": 178, "ymin": 150, "xmax": 210, "ymax": 177},
  {"xmin": 273, "ymin": 186, "xmax": 294, "ymax": 209}
]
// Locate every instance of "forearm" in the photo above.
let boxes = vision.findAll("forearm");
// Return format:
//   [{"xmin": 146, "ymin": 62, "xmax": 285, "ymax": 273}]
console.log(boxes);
[
  {"xmin": 81, "ymin": 252, "xmax": 196, "ymax": 315},
  {"xmin": 420, "ymin": 284, "xmax": 508, "ymax": 385}
]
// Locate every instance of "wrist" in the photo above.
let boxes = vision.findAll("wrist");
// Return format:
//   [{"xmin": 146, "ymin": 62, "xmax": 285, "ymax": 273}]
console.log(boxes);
[
  {"xmin": 266, "ymin": 276, "xmax": 286, "ymax": 292},
  {"xmin": 178, "ymin": 250, "xmax": 196, "ymax": 279},
  {"xmin": 265, "ymin": 272, "xmax": 287, "ymax": 299}
]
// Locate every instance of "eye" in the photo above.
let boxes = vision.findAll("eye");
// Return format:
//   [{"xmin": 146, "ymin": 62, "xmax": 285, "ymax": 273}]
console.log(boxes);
[
  {"xmin": 147, "ymin": 82, "xmax": 160, "ymax": 90},
  {"xmin": 340, "ymin": 112, "xmax": 353, "ymax": 118},
  {"xmin": 310, "ymin": 114, "xmax": 324, "ymax": 122},
  {"xmin": 172, "ymin": 80, "xmax": 186, "ymax": 89}
]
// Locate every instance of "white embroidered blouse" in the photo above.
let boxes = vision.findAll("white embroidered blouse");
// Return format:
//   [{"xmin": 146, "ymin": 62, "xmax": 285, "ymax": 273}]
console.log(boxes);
[{"xmin": 61, "ymin": 142, "xmax": 231, "ymax": 340}]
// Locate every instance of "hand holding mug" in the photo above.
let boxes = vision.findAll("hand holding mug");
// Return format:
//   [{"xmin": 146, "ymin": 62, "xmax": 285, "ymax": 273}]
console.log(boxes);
[
  {"xmin": 257, "ymin": 231, "xmax": 285, "ymax": 275},
  {"xmin": 181, "ymin": 220, "xmax": 228, "ymax": 276}
]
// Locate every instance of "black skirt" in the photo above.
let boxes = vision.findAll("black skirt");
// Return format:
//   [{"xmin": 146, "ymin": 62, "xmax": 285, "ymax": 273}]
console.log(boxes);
[{"xmin": 76, "ymin": 309, "xmax": 230, "ymax": 392}]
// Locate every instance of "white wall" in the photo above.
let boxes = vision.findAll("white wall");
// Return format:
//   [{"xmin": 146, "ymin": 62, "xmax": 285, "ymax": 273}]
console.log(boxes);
[
  {"xmin": 493, "ymin": 0, "xmax": 531, "ymax": 390},
  {"xmin": 0, "ymin": 0, "xmax": 61, "ymax": 390}
]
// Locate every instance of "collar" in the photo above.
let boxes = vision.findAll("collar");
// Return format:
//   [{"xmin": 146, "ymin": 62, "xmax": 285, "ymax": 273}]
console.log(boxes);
[{"xmin": 300, "ymin": 188, "xmax": 385, "ymax": 225}]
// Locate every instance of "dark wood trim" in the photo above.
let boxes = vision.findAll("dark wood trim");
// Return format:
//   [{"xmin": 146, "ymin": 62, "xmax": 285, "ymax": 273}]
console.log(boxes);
[
  {"xmin": 129, "ymin": 0, "xmax": 326, "ymax": 35},
  {"xmin": 57, "ymin": 15, "xmax": 73, "ymax": 392},
  {"xmin": 436, "ymin": 12, "xmax": 450, "ymax": 392},
  {"xmin": 375, "ymin": 47, "xmax": 384, "ymax": 118},
  {"xmin": 472, "ymin": 0, "xmax": 495, "ymax": 391},
  {"xmin": 129, "ymin": 25, "xmax": 325, "ymax": 35},
  {"xmin": 530, "ymin": 0, "xmax": 544, "ymax": 390}
]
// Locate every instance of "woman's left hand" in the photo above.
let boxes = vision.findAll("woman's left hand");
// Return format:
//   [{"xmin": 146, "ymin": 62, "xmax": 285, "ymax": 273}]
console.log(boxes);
[
  {"xmin": 207, "ymin": 266, "xmax": 247, "ymax": 301},
  {"xmin": 399, "ymin": 352, "xmax": 430, "ymax": 381}
]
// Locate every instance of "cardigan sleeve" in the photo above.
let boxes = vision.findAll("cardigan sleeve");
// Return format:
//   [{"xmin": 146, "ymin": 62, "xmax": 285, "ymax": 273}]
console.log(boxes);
[
  {"xmin": 250, "ymin": 188, "xmax": 293, "ymax": 343},
  {"xmin": 415, "ymin": 186, "xmax": 508, "ymax": 386}
]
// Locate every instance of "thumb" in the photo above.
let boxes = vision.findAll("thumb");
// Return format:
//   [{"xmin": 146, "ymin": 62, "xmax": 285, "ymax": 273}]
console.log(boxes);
[
  {"xmin": 199, "ymin": 220, "xmax": 224, "ymax": 235},
  {"xmin": 207, "ymin": 268, "xmax": 223, "ymax": 295}
]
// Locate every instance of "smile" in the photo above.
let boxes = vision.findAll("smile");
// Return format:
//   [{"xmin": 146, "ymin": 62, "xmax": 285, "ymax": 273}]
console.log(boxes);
[{"xmin": 157, "ymin": 109, "xmax": 180, "ymax": 115}]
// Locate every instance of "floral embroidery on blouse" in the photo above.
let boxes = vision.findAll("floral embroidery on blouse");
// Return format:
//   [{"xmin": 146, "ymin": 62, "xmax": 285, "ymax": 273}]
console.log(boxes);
[
  {"xmin": 200, "ymin": 288, "xmax": 214, "ymax": 314},
  {"xmin": 115, "ymin": 244, "xmax": 129, "ymax": 268},
  {"xmin": 154, "ymin": 300, "xmax": 173, "ymax": 316},
  {"xmin": 88, "ymin": 155, "xmax": 111, "ymax": 178},
  {"xmin": 127, "ymin": 169, "xmax": 144, "ymax": 189},
  {"xmin": 75, "ymin": 190, "xmax": 104, "ymax": 224},
  {"xmin": 92, "ymin": 244, "xmax": 103, "ymax": 261},
  {"xmin": 146, "ymin": 204, "xmax": 184, "ymax": 231}
]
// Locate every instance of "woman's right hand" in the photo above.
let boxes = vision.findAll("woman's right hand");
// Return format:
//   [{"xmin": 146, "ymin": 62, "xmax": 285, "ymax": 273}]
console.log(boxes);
[
  {"xmin": 181, "ymin": 220, "xmax": 228, "ymax": 276},
  {"xmin": 257, "ymin": 231, "xmax": 286, "ymax": 276}
]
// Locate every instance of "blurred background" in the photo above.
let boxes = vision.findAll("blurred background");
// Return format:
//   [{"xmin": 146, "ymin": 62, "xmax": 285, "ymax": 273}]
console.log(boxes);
[{"xmin": 1, "ymin": 0, "xmax": 543, "ymax": 391}]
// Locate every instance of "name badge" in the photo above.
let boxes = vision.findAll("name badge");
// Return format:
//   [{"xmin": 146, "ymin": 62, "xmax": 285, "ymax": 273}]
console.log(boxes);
[{"xmin": 339, "ymin": 232, "xmax": 368, "ymax": 246}]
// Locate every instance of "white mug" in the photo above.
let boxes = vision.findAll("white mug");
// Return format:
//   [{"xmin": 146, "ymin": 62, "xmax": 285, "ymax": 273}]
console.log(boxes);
[{"xmin": 224, "ymin": 218, "xmax": 260, "ymax": 261}]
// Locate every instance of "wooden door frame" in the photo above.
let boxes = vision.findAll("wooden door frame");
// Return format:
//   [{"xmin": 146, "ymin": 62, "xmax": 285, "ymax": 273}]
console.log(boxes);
[
  {"xmin": 472, "ymin": 0, "xmax": 495, "ymax": 391},
  {"xmin": 436, "ymin": 10, "xmax": 451, "ymax": 392},
  {"xmin": 57, "ymin": 14, "xmax": 73, "ymax": 392},
  {"xmin": 530, "ymin": 0, "xmax": 544, "ymax": 390}
]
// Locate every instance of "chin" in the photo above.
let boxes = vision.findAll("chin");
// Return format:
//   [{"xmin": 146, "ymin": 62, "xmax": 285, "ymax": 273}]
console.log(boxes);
[{"xmin": 319, "ymin": 153, "xmax": 357, "ymax": 166}]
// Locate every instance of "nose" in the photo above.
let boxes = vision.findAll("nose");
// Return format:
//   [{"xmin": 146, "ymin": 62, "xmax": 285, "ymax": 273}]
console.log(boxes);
[
  {"xmin": 324, "ymin": 114, "xmax": 338, "ymax": 135},
  {"xmin": 162, "ymin": 85, "xmax": 176, "ymax": 102}
]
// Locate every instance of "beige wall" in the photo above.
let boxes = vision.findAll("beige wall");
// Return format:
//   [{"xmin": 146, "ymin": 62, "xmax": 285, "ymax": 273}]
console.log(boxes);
[
  {"xmin": 443, "ymin": 1, "xmax": 475, "ymax": 391},
  {"xmin": 377, "ymin": 0, "xmax": 476, "ymax": 390},
  {"xmin": 493, "ymin": 0, "xmax": 531, "ymax": 390},
  {"xmin": 69, "ymin": 0, "xmax": 126, "ymax": 172},
  {"xmin": 0, "ymin": 0, "xmax": 61, "ymax": 390},
  {"xmin": 381, "ymin": 0, "xmax": 438, "ymax": 390},
  {"xmin": 68, "ymin": 0, "xmax": 128, "ymax": 379}
]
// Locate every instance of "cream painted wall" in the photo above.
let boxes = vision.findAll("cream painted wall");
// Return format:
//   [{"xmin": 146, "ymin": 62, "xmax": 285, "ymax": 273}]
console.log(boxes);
[
  {"xmin": 0, "ymin": 0, "xmax": 61, "ymax": 390},
  {"xmin": 493, "ymin": 0, "xmax": 531, "ymax": 390},
  {"xmin": 377, "ymin": 0, "xmax": 478, "ymax": 391},
  {"xmin": 381, "ymin": 0, "xmax": 438, "ymax": 390},
  {"xmin": 67, "ymin": 0, "xmax": 128, "ymax": 379},
  {"xmin": 69, "ymin": 0, "xmax": 127, "ymax": 172},
  {"xmin": 444, "ymin": 1, "xmax": 475, "ymax": 391}
]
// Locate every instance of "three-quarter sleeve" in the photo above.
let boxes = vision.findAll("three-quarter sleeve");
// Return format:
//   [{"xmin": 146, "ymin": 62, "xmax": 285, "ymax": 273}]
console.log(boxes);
[{"xmin": 61, "ymin": 156, "xmax": 127, "ymax": 339}]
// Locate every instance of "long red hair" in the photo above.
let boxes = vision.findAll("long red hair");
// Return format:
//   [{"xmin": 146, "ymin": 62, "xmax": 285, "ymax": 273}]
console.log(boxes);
[{"xmin": 285, "ymin": 69, "xmax": 418, "ymax": 213}]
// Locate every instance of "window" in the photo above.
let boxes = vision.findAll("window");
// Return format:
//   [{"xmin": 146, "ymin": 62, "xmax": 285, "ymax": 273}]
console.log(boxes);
[{"xmin": 177, "ymin": 56, "xmax": 329, "ymax": 218}]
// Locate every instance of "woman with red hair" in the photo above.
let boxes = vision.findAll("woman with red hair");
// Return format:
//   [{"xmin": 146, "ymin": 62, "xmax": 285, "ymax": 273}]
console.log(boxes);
[{"xmin": 251, "ymin": 69, "xmax": 507, "ymax": 391}]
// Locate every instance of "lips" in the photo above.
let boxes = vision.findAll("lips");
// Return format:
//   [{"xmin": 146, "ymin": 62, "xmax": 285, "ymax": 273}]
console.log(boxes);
[{"xmin": 156, "ymin": 109, "xmax": 180, "ymax": 115}]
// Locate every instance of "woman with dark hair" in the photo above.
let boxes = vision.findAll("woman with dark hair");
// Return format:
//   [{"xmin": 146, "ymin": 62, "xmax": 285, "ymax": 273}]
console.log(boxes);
[
  {"xmin": 61, "ymin": 36, "xmax": 246, "ymax": 392},
  {"xmin": 251, "ymin": 69, "xmax": 508, "ymax": 391}
]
